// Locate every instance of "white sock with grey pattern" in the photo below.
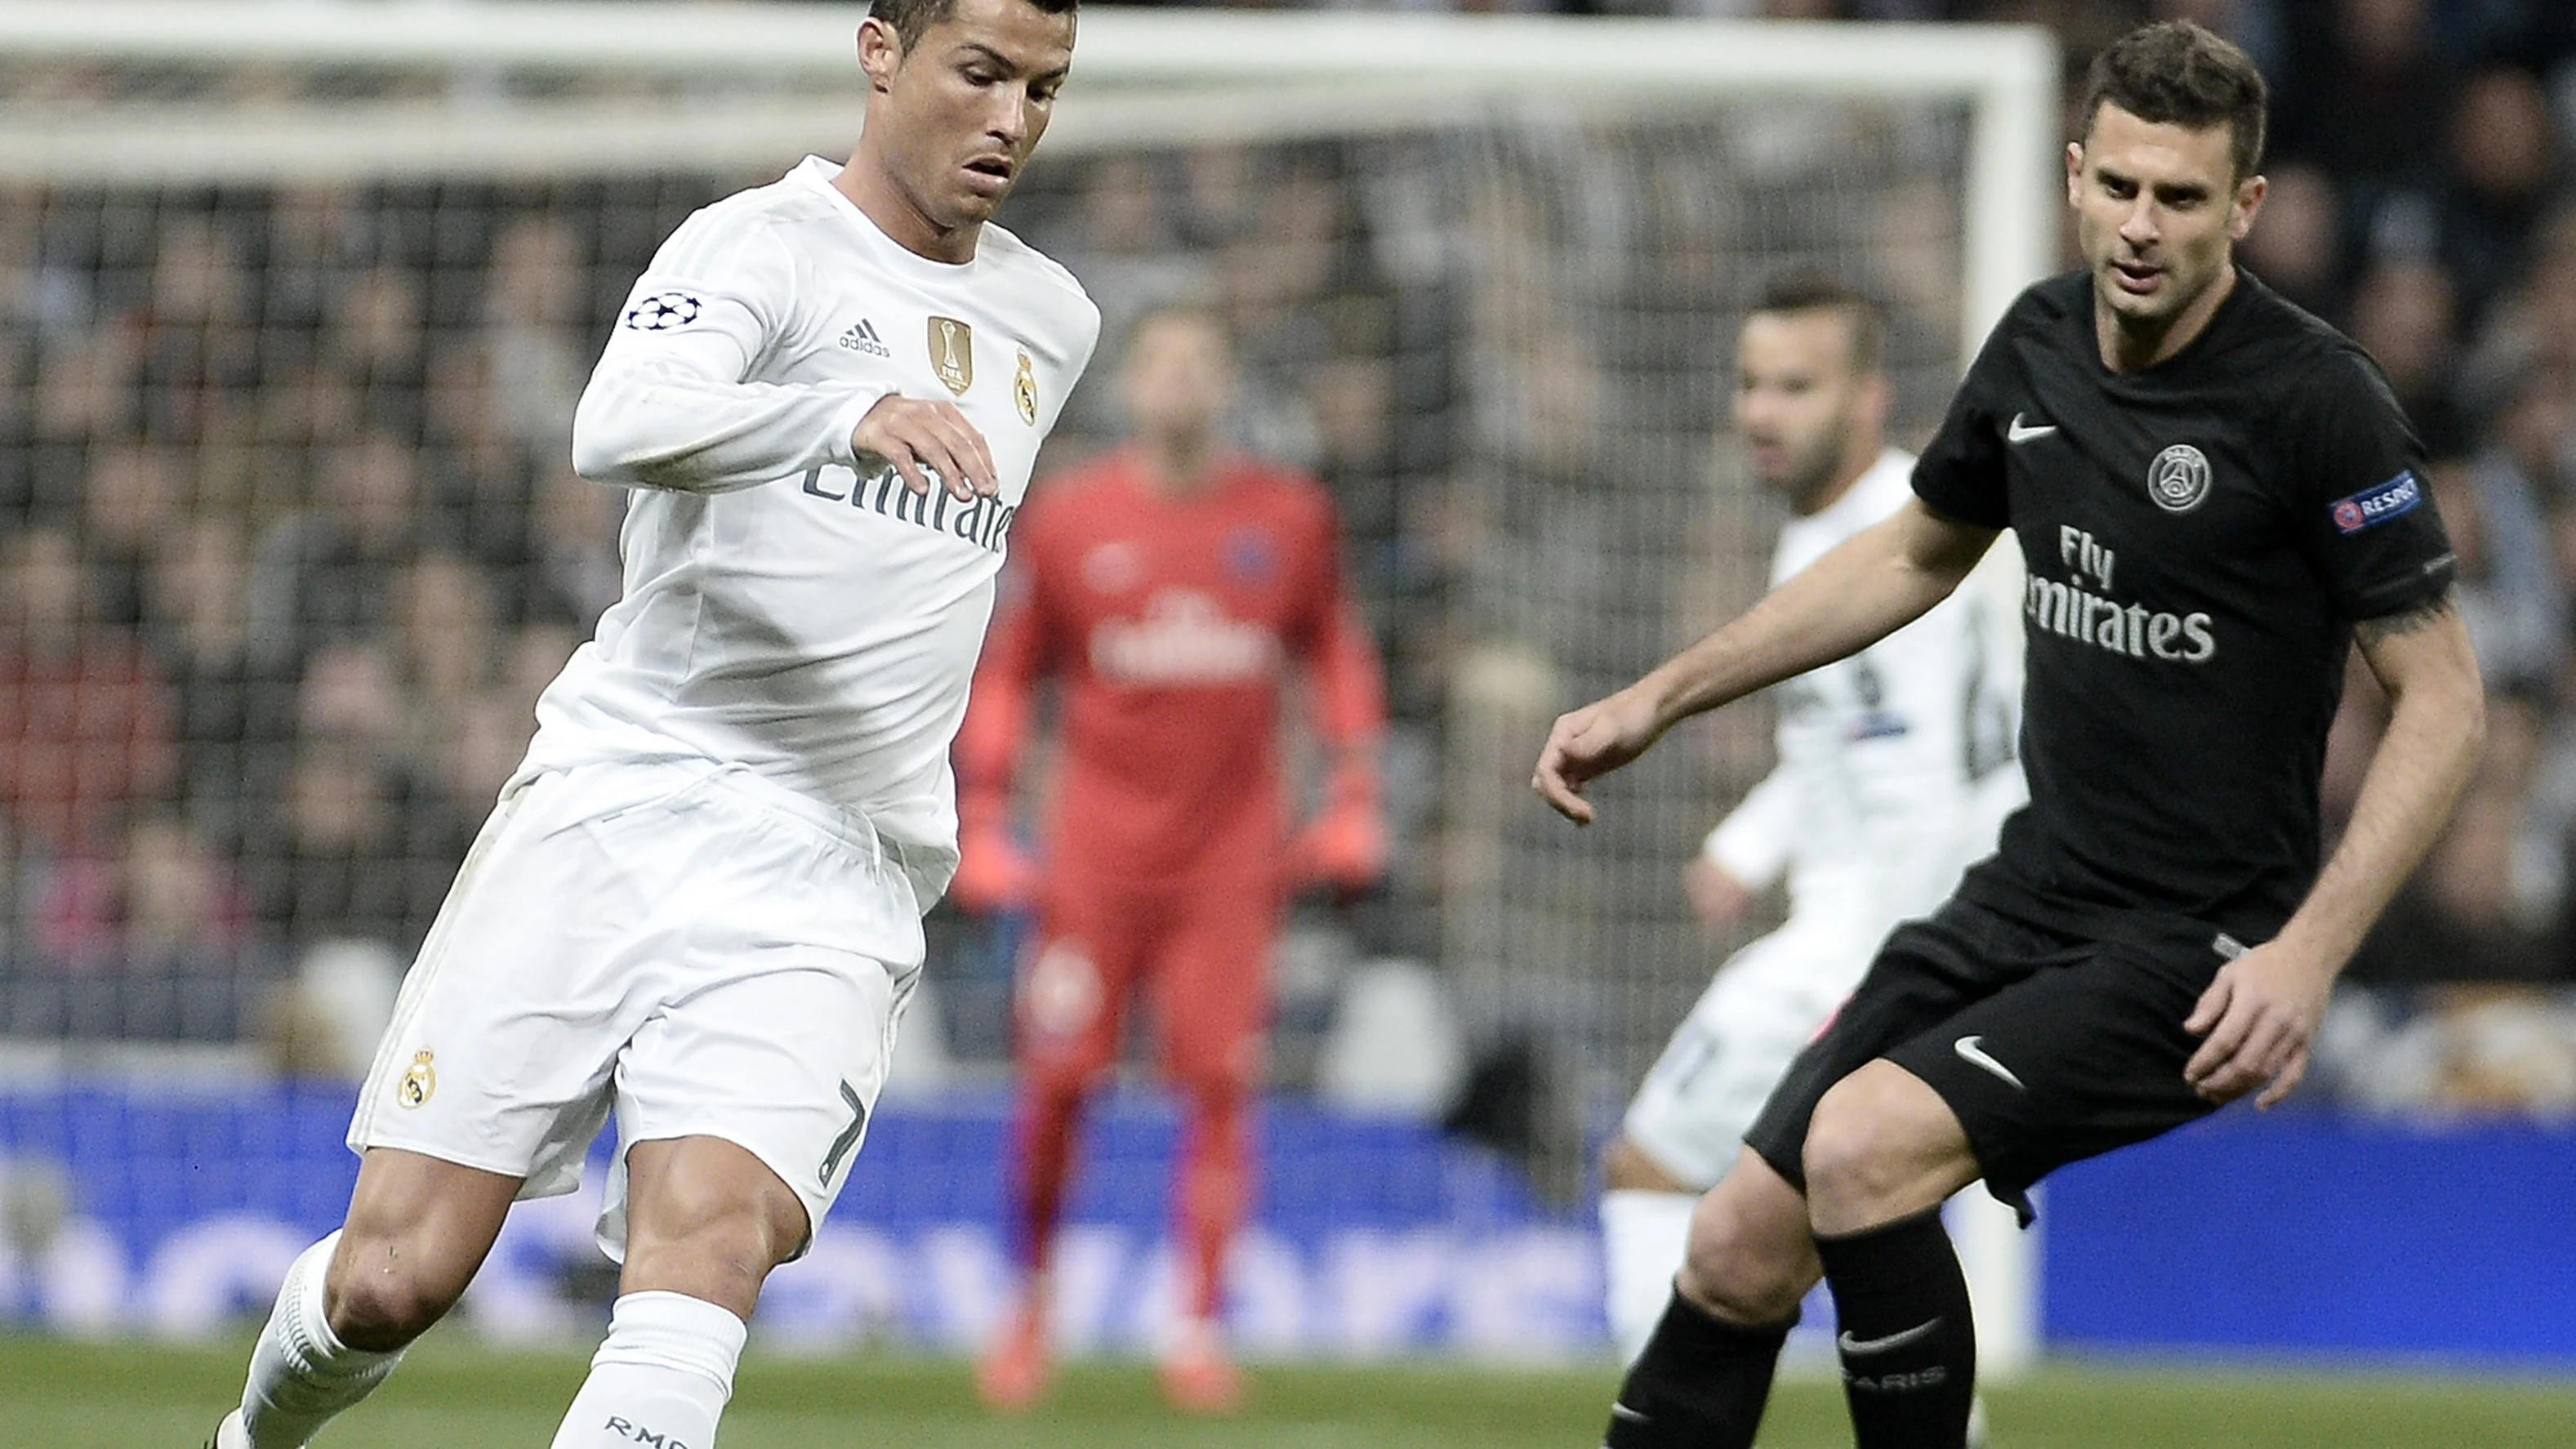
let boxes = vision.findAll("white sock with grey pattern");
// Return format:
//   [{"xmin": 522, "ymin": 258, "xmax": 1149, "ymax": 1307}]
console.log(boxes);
[
  {"xmin": 550, "ymin": 1291, "xmax": 747, "ymax": 1449},
  {"xmin": 238, "ymin": 1232, "xmax": 405, "ymax": 1449}
]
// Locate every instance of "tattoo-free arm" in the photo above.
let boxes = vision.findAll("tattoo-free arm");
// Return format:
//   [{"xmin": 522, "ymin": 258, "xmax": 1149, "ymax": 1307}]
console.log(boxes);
[
  {"xmin": 2183, "ymin": 589, "xmax": 2485, "ymax": 1106},
  {"xmin": 1531, "ymin": 498, "xmax": 1999, "ymax": 823}
]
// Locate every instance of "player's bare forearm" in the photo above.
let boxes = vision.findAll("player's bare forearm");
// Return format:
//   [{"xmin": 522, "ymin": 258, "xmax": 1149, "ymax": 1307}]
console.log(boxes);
[
  {"xmin": 1531, "ymin": 500, "xmax": 1995, "ymax": 823},
  {"xmin": 1649, "ymin": 502, "xmax": 1992, "ymax": 724},
  {"xmin": 2184, "ymin": 590, "xmax": 2482, "ymax": 1108},
  {"xmin": 2282, "ymin": 590, "xmax": 2484, "ymax": 967}
]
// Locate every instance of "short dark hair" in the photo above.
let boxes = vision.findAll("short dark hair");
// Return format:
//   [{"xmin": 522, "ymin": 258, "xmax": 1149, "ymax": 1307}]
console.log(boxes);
[
  {"xmin": 1748, "ymin": 271, "xmax": 1885, "ymax": 374},
  {"xmin": 2080, "ymin": 20, "xmax": 2269, "ymax": 182},
  {"xmin": 868, "ymin": 0, "xmax": 1078, "ymax": 52}
]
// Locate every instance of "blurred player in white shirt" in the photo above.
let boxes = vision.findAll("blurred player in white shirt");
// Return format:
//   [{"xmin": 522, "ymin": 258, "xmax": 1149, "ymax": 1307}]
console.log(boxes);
[
  {"xmin": 1599, "ymin": 276, "xmax": 2023, "ymax": 1364},
  {"xmin": 207, "ymin": 2, "xmax": 1096, "ymax": 1447}
]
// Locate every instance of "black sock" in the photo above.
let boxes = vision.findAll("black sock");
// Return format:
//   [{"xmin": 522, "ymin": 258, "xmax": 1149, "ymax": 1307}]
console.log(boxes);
[
  {"xmin": 1816, "ymin": 1207, "xmax": 1978, "ymax": 1449},
  {"xmin": 1602, "ymin": 1289, "xmax": 1790, "ymax": 1449}
]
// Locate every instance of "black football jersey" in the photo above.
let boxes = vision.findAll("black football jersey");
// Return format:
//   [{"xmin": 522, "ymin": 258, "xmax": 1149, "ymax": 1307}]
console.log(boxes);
[{"xmin": 1912, "ymin": 270, "xmax": 2458, "ymax": 943}]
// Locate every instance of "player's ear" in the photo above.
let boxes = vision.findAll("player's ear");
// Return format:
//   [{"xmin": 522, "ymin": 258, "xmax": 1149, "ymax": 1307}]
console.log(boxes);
[
  {"xmin": 2063, "ymin": 141, "xmax": 2085, "ymax": 207},
  {"xmin": 858, "ymin": 17, "xmax": 905, "ymax": 94},
  {"xmin": 1859, "ymin": 371, "xmax": 1893, "ymax": 428},
  {"xmin": 2228, "ymin": 172, "xmax": 2266, "ymax": 243}
]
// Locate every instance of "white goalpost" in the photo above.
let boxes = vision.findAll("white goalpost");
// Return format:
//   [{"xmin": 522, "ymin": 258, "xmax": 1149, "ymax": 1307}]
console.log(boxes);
[{"xmin": 0, "ymin": 1, "xmax": 2055, "ymax": 1372}]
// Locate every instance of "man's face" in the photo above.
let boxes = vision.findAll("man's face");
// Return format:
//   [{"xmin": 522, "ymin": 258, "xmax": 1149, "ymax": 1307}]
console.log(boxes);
[
  {"xmin": 1121, "ymin": 312, "xmax": 1233, "ymax": 440},
  {"xmin": 2068, "ymin": 102, "xmax": 2264, "ymax": 332},
  {"xmin": 1733, "ymin": 310, "xmax": 1870, "ymax": 509},
  {"xmin": 860, "ymin": 0, "xmax": 1075, "ymax": 234}
]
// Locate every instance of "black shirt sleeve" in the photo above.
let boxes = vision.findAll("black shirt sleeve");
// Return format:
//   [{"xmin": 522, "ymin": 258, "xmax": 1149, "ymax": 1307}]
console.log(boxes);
[
  {"xmin": 2283, "ymin": 348, "xmax": 2458, "ymax": 621},
  {"xmin": 1910, "ymin": 311, "xmax": 2016, "ymax": 529}
]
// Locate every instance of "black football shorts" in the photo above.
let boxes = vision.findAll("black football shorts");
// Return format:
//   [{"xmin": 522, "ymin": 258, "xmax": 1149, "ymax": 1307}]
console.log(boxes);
[{"xmin": 1741, "ymin": 894, "xmax": 2236, "ymax": 1224}]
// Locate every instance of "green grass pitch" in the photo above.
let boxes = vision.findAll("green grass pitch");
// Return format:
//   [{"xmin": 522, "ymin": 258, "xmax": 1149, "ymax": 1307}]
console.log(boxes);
[{"xmin": 12, "ymin": 1330, "xmax": 2574, "ymax": 1448}]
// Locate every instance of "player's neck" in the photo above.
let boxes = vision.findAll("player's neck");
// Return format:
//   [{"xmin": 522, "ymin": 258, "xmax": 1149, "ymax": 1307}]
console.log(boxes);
[
  {"xmin": 2096, "ymin": 263, "xmax": 2238, "ymax": 374},
  {"xmin": 833, "ymin": 153, "xmax": 980, "ymax": 265},
  {"xmin": 1790, "ymin": 441, "xmax": 1879, "ymax": 517},
  {"xmin": 1139, "ymin": 434, "xmax": 1223, "ymax": 496}
]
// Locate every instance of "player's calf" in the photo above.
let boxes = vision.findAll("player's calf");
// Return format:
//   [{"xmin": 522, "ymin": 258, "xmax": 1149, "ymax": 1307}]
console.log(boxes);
[
  {"xmin": 1606, "ymin": 1152, "xmax": 1815, "ymax": 1449},
  {"xmin": 228, "ymin": 1233, "xmax": 409, "ymax": 1449},
  {"xmin": 546, "ymin": 1137, "xmax": 804, "ymax": 1449},
  {"xmin": 1674, "ymin": 1148, "xmax": 1820, "ymax": 1325},
  {"xmin": 327, "ymin": 1147, "xmax": 524, "ymax": 1350},
  {"xmin": 617, "ymin": 1135, "xmax": 813, "ymax": 1317}
]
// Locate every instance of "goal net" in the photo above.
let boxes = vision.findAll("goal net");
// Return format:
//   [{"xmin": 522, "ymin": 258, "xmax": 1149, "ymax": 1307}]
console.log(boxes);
[{"xmin": 0, "ymin": 2, "xmax": 2052, "ymax": 1362}]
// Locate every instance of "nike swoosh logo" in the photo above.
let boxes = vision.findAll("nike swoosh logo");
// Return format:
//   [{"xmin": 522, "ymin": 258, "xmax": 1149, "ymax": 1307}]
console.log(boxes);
[
  {"xmin": 2006, "ymin": 412, "xmax": 2057, "ymax": 444},
  {"xmin": 1954, "ymin": 1035, "xmax": 2026, "ymax": 1090},
  {"xmin": 1838, "ymin": 1318, "xmax": 1943, "ymax": 1355},
  {"xmin": 1609, "ymin": 1402, "xmax": 1650, "ymax": 1424}
]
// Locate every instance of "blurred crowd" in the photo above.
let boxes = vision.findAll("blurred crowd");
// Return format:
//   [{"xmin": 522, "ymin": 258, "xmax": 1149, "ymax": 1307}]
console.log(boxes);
[
  {"xmin": 3, "ymin": 0, "xmax": 2576, "ymax": 1120},
  {"xmin": 0, "ymin": 189, "xmax": 658, "ymax": 1052}
]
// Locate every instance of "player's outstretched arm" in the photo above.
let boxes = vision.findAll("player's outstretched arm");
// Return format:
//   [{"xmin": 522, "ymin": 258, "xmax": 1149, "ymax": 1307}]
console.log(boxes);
[
  {"xmin": 2184, "ymin": 589, "xmax": 2484, "ymax": 1108},
  {"xmin": 1532, "ymin": 499, "xmax": 1997, "ymax": 823}
]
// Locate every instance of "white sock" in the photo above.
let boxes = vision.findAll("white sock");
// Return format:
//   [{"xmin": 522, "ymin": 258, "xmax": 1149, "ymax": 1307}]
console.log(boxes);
[
  {"xmin": 1599, "ymin": 1188, "xmax": 1700, "ymax": 1365},
  {"xmin": 550, "ymin": 1291, "xmax": 747, "ymax": 1449},
  {"xmin": 238, "ymin": 1232, "xmax": 406, "ymax": 1449}
]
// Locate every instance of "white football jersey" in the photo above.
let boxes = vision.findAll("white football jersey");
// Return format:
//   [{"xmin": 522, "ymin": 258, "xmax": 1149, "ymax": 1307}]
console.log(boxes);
[
  {"xmin": 527, "ymin": 155, "xmax": 1100, "ymax": 900},
  {"xmin": 1704, "ymin": 448, "xmax": 2026, "ymax": 924}
]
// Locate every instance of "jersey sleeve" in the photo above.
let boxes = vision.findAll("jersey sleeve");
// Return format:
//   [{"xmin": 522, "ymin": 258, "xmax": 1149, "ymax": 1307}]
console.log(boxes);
[
  {"xmin": 1909, "ymin": 310, "xmax": 2019, "ymax": 529},
  {"xmin": 571, "ymin": 208, "xmax": 890, "ymax": 494},
  {"xmin": 1703, "ymin": 766, "xmax": 1797, "ymax": 890},
  {"xmin": 2284, "ymin": 349, "xmax": 2458, "ymax": 621},
  {"xmin": 1289, "ymin": 486, "xmax": 1388, "ymax": 751}
]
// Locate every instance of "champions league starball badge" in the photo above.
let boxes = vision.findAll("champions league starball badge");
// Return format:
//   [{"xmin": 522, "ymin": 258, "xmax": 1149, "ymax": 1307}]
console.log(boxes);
[
  {"xmin": 2146, "ymin": 443, "xmax": 2213, "ymax": 514},
  {"xmin": 622, "ymin": 292, "xmax": 703, "ymax": 332}
]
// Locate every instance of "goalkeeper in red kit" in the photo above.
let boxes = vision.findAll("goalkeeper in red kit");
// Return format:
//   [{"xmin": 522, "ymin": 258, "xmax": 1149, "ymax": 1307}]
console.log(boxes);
[{"xmin": 955, "ymin": 304, "xmax": 1387, "ymax": 1415}]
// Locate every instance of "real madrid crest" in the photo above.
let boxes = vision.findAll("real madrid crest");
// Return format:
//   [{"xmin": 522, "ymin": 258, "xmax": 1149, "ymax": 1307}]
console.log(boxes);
[
  {"xmin": 397, "ymin": 1050, "xmax": 437, "ymax": 1108},
  {"xmin": 1014, "ymin": 348, "xmax": 1038, "ymax": 426},
  {"xmin": 929, "ymin": 316, "xmax": 974, "ymax": 396},
  {"xmin": 2146, "ymin": 443, "xmax": 2212, "ymax": 514}
]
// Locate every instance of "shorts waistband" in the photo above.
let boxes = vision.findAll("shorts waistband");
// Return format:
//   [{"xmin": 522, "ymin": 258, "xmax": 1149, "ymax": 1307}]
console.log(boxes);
[{"xmin": 559, "ymin": 756, "xmax": 898, "ymax": 872}]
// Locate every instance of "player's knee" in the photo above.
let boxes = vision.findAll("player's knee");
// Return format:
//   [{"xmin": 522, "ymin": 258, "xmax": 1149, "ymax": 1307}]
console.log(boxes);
[
  {"xmin": 1167, "ymin": 1040, "xmax": 1259, "ymax": 1112},
  {"xmin": 1674, "ymin": 1184, "xmax": 1812, "ymax": 1324},
  {"xmin": 323, "ymin": 1237, "xmax": 466, "ymax": 1351},
  {"xmin": 623, "ymin": 1144, "xmax": 813, "ymax": 1301},
  {"xmin": 1802, "ymin": 1066, "xmax": 1954, "ymax": 1214},
  {"xmin": 636, "ymin": 1179, "xmax": 809, "ymax": 1286},
  {"xmin": 1600, "ymin": 1134, "xmax": 1691, "ymax": 1193},
  {"xmin": 1027, "ymin": 1054, "xmax": 1108, "ymax": 1103},
  {"xmin": 1169, "ymin": 1062, "xmax": 1246, "ymax": 1116}
]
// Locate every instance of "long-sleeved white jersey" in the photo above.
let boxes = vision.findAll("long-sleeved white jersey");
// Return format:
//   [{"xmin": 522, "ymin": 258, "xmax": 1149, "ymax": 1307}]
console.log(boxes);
[
  {"xmin": 524, "ymin": 156, "xmax": 1100, "ymax": 901},
  {"xmin": 1703, "ymin": 448, "xmax": 2026, "ymax": 925}
]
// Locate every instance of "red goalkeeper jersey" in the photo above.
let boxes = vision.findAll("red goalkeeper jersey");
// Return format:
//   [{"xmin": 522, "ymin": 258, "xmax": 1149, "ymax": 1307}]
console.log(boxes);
[{"xmin": 958, "ymin": 447, "xmax": 1383, "ymax": 888}]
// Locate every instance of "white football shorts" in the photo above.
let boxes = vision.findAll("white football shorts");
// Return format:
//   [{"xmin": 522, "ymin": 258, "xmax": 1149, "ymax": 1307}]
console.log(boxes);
[
  {"xmin": 347, "ymin": 756, "xmax": 924, "ymax": 1260},
  {"xmin": 1621, "ymin": 912, "xmax": 1888, "ymax": 1188}
]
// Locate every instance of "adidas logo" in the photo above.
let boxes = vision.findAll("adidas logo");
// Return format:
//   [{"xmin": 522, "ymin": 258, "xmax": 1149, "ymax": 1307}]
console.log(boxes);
[{"xmin": 838, "ymin": 318, "xmax": 890, "ymax": 356}]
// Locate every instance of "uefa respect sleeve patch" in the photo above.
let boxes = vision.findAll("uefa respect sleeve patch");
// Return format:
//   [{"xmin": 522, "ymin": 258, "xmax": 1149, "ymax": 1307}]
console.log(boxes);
[{"xmin": 2329, "ymin": 470, "xmax": 2423, "ymax": 534}]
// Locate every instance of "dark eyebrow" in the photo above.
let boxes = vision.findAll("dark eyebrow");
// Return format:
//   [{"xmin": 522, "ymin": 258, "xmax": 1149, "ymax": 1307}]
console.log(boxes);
[{"xmin": 954, "ymin": 41, "xmax": 1070, "ymax": 82}]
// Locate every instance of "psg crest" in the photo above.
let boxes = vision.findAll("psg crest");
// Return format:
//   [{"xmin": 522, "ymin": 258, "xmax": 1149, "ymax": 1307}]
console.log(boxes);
[
  {"xmin": 929, "ymin": 315, "xmax": 974, "ymax": 395},
  {"xmin": 2146, "ymin": 443, "xmax": 2212, "ymax": 514}
]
